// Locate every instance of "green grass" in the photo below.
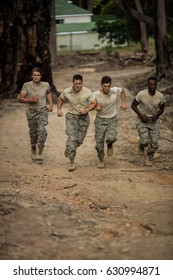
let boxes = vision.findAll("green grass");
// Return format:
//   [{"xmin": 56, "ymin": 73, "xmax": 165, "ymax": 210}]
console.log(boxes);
[
  {"xmin": 115, "ymin": 38, "xmax": 155, "ymax": 52},
  {"xmin": 57, "ymin": 38, "xmax": 155, "ymax": 56}
]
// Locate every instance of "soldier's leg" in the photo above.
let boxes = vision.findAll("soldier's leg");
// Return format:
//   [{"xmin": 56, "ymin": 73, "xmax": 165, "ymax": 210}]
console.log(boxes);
[
  {"xmin": 136, "ymin": 119, "xmax": 150, "ymax": 149},
  {"xmin": 105, "ymin": 116, "xmax": 118, "ymax": 144},
  {"xmin": 77, "ymin": 115, "xmax": 90, "ymax": 147},
  {"xmin": 37, "ymin": 108, "xmax": 48, "ymax": 151},
  {"xmin": 94, "ymin": 117, "xmax": 106, "ymax": 160},
  {"xmin": 147, "ymin": 121, "xmax": 160, "ymax": 156},
  {"xmin": 65, "ymin": 113, "xmax": 78, "ymax": 160},
  {"xmin": 34, "ymin": 108, "xmax": 48, "ymax": 162},
  {"xmin": 26, "ymin": 109, "xmax": 38, "ymax": 148},
  {"xmin": 105, "ymin": 116, "xmax": 118, "ymax": 156},
  {"xmin": 26, "ymin": 109, "xmax": 38, "ymax": 160}
]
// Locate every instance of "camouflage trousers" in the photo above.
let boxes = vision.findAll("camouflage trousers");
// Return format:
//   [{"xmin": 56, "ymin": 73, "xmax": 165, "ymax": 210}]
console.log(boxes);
[
  {"xmin": 94, "ymin": 115, "xmax": 118, "ymax": 159},
  {"xmin": 65, "ymin": 112, "xmax": 90, "ymax": 159},
  {"xmin": 26, "ymin": 107, "xmax": 48, "ymax": 150},
  {"xmin": 136, "ymin": 118, "xmax": 160, "ymax": 155}
]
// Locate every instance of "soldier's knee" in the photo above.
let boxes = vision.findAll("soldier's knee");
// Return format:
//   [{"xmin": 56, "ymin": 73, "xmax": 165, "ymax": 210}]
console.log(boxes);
[
  {"xmin": 143, "ymin": 142, "xmax": 149, "ymax": 147},
  {"xmin": 152, "ymin": 142, "xmax": 158, "ymax": 150},
  {"xmin": 107, "ymin": 136, "xmax": 117, "ymax": 143},
  {"xmin": 140, "ymin": 140, "xmax": 149, "ymax": 147}
]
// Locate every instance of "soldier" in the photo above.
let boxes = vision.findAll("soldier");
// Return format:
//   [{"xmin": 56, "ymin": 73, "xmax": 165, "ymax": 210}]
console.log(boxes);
[
  {"xmin": 57, "ymin": 74, "xmax": 97, "ymax": 171},
  {"xmin": 131, "ymin": 76, "xmax": 166, "ymax": 166},
  {"xmin": 18, "ymin": 67, "xmax": 53, "ymax": 163},
  {"xmin": 93, "ymin": 76, "xmax": 126, "ymax": 169}
]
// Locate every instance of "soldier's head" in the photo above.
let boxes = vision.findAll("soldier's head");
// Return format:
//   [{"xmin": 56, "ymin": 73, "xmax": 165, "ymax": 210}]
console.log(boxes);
[
  {"xmin": 148, "ymin": 77, "xmax": 157, "ymax": 95},
  {"xmin": 31, "ymin": 67, "xmax": 42, "ymax": 83},
  {"xmin": 101, "ymin": 76, "xmax": 112, "ymax": 95},
  {"xmin": 72, "ymin": 74, "xmax": 83, "ymax": 92}
]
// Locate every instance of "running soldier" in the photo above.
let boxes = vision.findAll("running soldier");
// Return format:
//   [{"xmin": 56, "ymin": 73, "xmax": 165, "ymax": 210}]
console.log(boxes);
[
  {"xmin": 18, "ymin": 67, "xmax": 53, "ymax": 163},
  {"xmin": 131, "ymin": 77, "xmax": 166, "ymax": 166},
  {"xmin": 57, "ymin": 74, "xmax": 97, "ymax": 171},
  {"xmin": 93, "ymin": 76, "xmax": 126, "ymax": 169}
]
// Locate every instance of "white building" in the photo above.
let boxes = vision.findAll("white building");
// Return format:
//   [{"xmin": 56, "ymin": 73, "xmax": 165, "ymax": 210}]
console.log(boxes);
[{"xmin": 56, "ymin": 0, "xmax": 107, "ymax": 51}]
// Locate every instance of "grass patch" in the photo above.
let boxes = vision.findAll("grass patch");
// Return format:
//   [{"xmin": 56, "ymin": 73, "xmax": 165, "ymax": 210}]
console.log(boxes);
[{"xmin": 57, "ymin": 38, "xmax": 155, "ymax": 56}]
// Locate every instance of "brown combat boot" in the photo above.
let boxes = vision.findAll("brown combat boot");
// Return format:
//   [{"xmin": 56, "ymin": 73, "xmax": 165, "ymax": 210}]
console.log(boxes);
[
  {"xmin": 145, "ymin": 154, "xmax": 153, "ymax": 166},
  {"xmin": 97, "ymin": 158, "xmax": 105, "ymax": 169},
  {"xmin": 138, "ymin": 143, "xmax": 145, "ymax": 155},
  {"xmin": 68, "ymin": 158, "xmax": 76, "ymax": 171},
  {"xmin": 107, "ymin": 143, "xmax": 113, "ymax": 157},
  {"xmin": 36, "ymin": 149, "xmax": 43, "ymax": 163},
  {"xmin": 31, "ymin": 147, "xmax": 37, "ymax": 161},
  {"xmin": 64, "ymin": 147, "xmax": 68, "ymax": 157}
]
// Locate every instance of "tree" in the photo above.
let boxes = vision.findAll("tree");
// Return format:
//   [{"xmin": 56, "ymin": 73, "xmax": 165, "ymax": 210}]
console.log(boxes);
[
  {"xmin": 115, "ymin": 0, "xmax": 170, "ymax": 79},
  {"xmin": 94, "ymin": 19, "xmax": 127, "ymax": 52},
  {"xmin": 73, "ymin": 0, "xmax": 93, "ymax": 11},
  {"xmin": 0, "ymin": 0, "xmax": 57, "ymax": 98},
  {"xmin": 93, "ymin": 0, "xmax": 150, "ymax": 54},
  {"xmin": 134, "ymin": 0, "xmax": 148, "ymax": 54},
  {"xmin": 49, "ymin": 0, "xmax": 57, "ymax": 67}
]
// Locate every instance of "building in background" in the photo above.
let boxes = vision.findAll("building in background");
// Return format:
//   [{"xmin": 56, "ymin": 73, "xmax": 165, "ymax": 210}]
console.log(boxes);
[{"xmin": 56, "ymin": 0, "xmax": 107, "ymax": 51}]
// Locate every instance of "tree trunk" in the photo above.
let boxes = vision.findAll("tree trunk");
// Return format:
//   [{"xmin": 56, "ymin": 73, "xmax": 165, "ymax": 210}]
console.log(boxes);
[
  {"xmin": 154, "ymin": 0, "xmax": 169, "ymax": 78},
  {"xmin": 134, "ymin": 0, "xmax": 148, "ymax": 54},
  {"xmin": 86, "ymin": 0, "xmax": 93, "ymax": 12},
  {"xmin": 115, "ymin": 0, "xmax": 170, "ymax": 79},
  {"xmin": 0, "ymin": 0, "xmax": 57, "ymax": 98},
  {"xmin": 49, "ymin": 0, "xmax": 58, "ymax": 67}
]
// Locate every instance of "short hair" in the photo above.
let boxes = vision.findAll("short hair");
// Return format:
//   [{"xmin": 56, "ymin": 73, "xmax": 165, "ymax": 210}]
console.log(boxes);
[
  {"xmin": 148, "ymin": 76, "xmax": 157, "ymax": 83},
  {"xmin": 101, "ymin": 76, "xmax": 112, "ymax": 85},
  {"xmin": 31, "ymin": 67, "xmax": 43, "ymax": 75},
  {"xmin": 73, "ymin": 74, "xmax": 83, "ymax": 82}
]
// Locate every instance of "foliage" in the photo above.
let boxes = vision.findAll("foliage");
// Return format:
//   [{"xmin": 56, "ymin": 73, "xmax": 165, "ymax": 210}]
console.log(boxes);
[
  {"xmin": 101, "ymin": 0, "xmax": 124, "ymax": 16},
  {"xmin": 94, "ymin": 19, "xmax": 128, "ymax": 50}
]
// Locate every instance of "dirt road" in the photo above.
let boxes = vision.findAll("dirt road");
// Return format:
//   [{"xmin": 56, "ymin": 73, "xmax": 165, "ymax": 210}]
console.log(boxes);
[{"xmin": 0, "ymin": 66, "xmax": 173, "ymax": 260}]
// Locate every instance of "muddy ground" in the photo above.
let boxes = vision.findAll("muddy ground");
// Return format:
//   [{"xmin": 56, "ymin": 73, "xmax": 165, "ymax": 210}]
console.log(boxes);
[{"xmin": 0, "ymin": 58, "xmax": 173, "ymax": 260}]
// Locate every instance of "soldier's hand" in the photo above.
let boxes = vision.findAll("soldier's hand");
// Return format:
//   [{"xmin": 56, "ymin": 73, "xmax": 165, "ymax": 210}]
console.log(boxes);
[
  {"xmin": 120, "ymin": 104, "xmax": 127, "ymax": 110},
  {"xmin": 79, "ymin": 108, "xmax": 88, "ymax": 114},
  {"xmin": 151, "ymin": 115, "xmax": 158, "ymax": 121},
  {"xmin": 95, "ymin": 104, "xmax": 102, "ymax": 111},
  {"xmin": 31, "ymin": 96, "xmax": 39, "ymax": 103},
  {"xmin": 57, "ymin": 110, "xmax": 63, "ymax": 117},
  {"xmin": 140, "ymin": 114, "xmax": 149, "ymax": 123},
  {"xmin": 49, "ymin": 104, "xmax": 53, "ymax": 112}
]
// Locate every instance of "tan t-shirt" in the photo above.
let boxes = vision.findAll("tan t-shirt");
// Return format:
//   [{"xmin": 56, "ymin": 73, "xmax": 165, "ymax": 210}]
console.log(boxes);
[
  {"xmin": 93, "ymin": 87, "xmax": 122, "ymax": 118},
  {"xmin": 135, "ymin": 89, "xmax": 166, "ymax": 117},
  {"xmin": 21, "ymin": 81, "xmax": 50, "ymax": 109},
  {"xmin": 60, "ymin": 86, "xmax": 95, "ymax": 115}
]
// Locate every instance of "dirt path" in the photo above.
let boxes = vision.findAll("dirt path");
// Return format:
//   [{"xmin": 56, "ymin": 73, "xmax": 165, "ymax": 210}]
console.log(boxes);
[{"xmin": 0, "ymin": 66, "xmax": 173, "ymax": 260}]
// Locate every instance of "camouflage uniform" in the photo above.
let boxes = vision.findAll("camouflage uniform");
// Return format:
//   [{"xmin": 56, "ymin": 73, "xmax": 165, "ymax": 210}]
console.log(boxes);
[
  {"xmin": 93, "ymin": 87, "xmax": 122, "ymax": 159},
  {"xmin": 21, "ymin": 81, "xmax": 50, "ymax": 150},
  {"xmin": 26, "ymin": 107, "xmax": 48, "ymax": 150},
  {"xmin": 66, "ymin": 112, "xmax": 90, "ymax": 159},
  {"xmin": 135, "ymin": 89, "xmax": 166, "ymax": 156},
  {"xmin": 94, "ymin": 115, "xmax": 118, "ymax": 159},
  {"xmin": 136, "ymin": 118, "xmax": 160, "ymax": 156},
  {"xmin": 60, "ymin": 86, "xmax": 95, "ymax": 160}
]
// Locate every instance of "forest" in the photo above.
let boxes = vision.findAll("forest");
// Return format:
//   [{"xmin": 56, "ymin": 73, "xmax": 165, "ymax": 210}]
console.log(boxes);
[
  {"xmin": 0, "ymin": 0, "xmax": 173, "ymax": 263},
  {"xmin": 0, "ymin": 0, "xmax": 173, "ymax": 98}
]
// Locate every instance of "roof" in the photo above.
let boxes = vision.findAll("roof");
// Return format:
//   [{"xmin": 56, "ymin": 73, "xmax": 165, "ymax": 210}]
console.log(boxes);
[
  {"xmin": 56, "ymin": 22, "xmax": 95, "ymax": 33},
  {"xmin": 55, "ymin": 0, "xmax": 92, "ymax": 16},
  {"xmin": 56, "ymin": 16, "xmax": 123, "ymax": 34}
]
